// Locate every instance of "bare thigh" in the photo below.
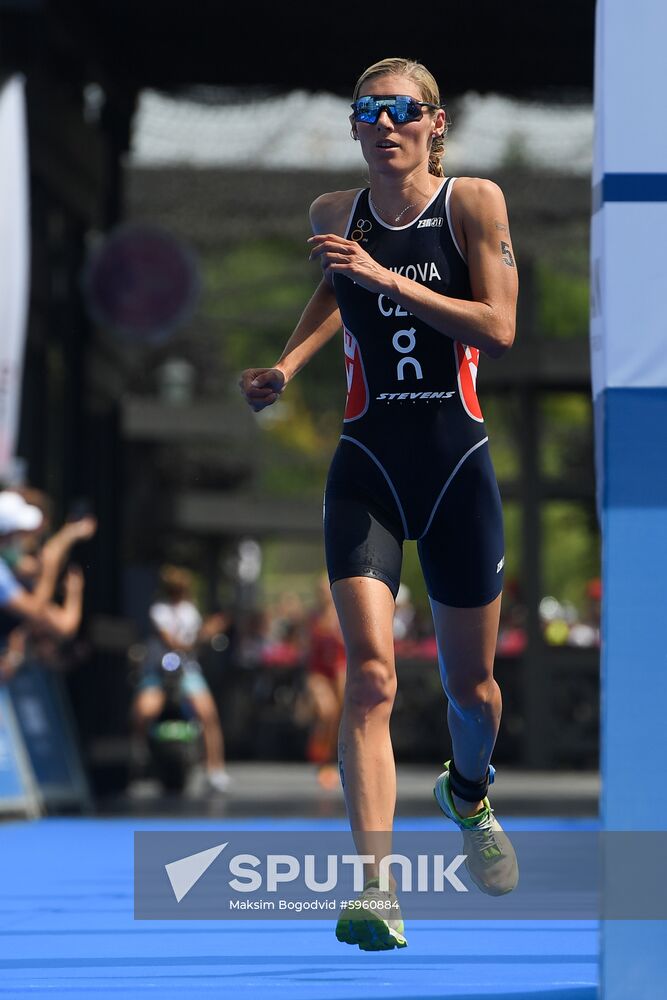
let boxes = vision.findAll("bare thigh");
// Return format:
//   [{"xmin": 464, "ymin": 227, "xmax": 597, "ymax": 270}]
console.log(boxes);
[{"xmin": 331, "ymin": 576, "xmax": 396, "ymax": 696}]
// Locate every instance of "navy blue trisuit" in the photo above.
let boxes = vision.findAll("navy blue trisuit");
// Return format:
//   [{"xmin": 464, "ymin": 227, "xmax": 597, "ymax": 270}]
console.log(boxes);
[{"xmin": 324, "ymin": 176, "xmax": 505, "ymax": 607}]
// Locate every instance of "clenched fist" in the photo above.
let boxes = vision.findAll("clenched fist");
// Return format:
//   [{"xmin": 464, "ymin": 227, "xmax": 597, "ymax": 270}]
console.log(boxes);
[{"xmin": 238, "ymin": 367, "xmax": 286, "ymax": 412}]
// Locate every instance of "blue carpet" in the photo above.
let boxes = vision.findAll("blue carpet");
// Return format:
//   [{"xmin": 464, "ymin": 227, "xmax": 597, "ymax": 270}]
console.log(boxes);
[{"xmin": 0, "ymin": 817, "xmax": 598, "ymax": 999}]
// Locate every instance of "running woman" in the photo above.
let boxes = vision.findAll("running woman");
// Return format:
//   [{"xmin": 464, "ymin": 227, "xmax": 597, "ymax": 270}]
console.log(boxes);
[{"xmin": 239, "ymin": 56, "xmax": 519, "ymax": 950}]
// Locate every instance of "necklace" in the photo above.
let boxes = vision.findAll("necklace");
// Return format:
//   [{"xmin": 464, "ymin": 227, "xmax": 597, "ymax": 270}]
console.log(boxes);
[{"xmin": 370, "ymin": 192, "xmax": 424, "ymax": 224}]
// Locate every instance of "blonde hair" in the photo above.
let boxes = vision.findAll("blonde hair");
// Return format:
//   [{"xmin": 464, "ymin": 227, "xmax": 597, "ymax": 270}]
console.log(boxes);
[{"xmin": 352, "ymin": 57, "xmax": 447, "ymax": 177}]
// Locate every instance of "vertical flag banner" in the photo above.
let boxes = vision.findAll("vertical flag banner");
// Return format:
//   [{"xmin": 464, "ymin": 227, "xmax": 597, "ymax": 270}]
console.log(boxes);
[
  {"xmin": 0, "ymin": 75, "xmax": 30, "ymax": 478},
  {"xmin": 592, "ymin": 3, "xmax": 667, "ymax": 998}
]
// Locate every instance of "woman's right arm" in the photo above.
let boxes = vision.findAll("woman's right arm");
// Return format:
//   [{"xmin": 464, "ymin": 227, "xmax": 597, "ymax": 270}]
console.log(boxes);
[
  {"xmin": 239, "ymin": 190, "xmax": 358, "ymax": 412},
  {"xmin": 6, "ymin": 566, "xmax": 84, "ymax": 641}
]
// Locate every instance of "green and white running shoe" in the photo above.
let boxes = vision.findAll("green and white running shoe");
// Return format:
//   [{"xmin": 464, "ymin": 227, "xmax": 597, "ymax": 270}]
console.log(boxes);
[
  {"xmin": 433, "ymin": 760, "xmax": 519, "ymax": 897},
  {"xmin": 336, "ymin": 878, "xmax": 408, "ymax": 951}
]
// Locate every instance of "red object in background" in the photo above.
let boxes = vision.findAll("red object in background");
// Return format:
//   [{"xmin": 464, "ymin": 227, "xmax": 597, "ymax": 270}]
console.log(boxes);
[
  {"xmin": 307, "ymin": 621, "xmax": 346, "ymax": 680},
  {"xmin": 393, "ymin": 636, "xmax": 439, "ymax": 660},
  {"xmin": 261, "ymin": 641, "xmax": 301, "ymax": 668},
  {"xmin": 496, "ymin": 626, "xmax": 528, "ymax": 658},
  {"xmin": 394, "ymin": 629, "xmax": 528, "ymax": 661}
]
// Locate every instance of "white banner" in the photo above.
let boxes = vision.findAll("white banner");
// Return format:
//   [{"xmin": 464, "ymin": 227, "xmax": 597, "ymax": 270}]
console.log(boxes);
[
  {"xmin": 0, "ymin": 75, "xmax": 30, "ymax": 477},
  {"xmin": 590, "ymin": 0, "xmax": 667, "ymax": 397}
]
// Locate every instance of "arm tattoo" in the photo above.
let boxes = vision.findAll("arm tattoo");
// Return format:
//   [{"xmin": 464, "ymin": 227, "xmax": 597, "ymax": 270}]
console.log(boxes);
[
  {"xmin": 500, "ymin": 241, "xmax": 515, "ymax": 267},
  {"xmin": 494, "ymin": 220, "xmax": 508, "ymax": 231}
]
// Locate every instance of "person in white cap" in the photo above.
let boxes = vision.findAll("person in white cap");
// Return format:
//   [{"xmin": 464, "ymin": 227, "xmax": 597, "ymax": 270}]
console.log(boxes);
[{"xmin": 0, "ymin": 492, "xmax": 85, "ymax": 668}]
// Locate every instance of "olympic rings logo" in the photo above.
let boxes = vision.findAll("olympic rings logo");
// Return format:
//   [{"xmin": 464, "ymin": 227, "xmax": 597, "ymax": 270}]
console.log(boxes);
[{"xmin": 351, "ymin": 219, "xmax": 372, "ymax": 242}]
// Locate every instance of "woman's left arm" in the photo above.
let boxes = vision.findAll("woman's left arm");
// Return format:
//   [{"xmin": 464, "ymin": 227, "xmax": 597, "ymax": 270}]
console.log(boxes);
[{"xmin": 308, "ymin": 178, "xmax": 518, "ymax": 359}]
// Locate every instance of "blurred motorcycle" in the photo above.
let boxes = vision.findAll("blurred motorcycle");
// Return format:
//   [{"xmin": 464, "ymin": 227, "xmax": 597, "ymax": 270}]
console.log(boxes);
[{"xmin": 146, "ymin": 651, "xmax": 204, "ymax": 793}]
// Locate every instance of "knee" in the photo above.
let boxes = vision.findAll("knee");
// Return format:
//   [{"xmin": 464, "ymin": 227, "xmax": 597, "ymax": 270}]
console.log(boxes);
[
  {"xmin": 345, "ymin": 654, "xmax": 396, "ymax": 714},
  {"xmin": 444, "ymin": 675, "xmax": 500, "ymax": 715}
]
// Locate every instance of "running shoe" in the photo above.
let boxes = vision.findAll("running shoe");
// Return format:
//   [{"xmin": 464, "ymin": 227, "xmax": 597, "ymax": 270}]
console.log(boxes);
[
  {"xmin": 433, "ymin": 760, "xmax": 519, "ymax": 896},
  {"xmin": 336, "ymin": 878, "xmax": 408, "ymax": 951},
  {"xmin": 206, "ymin": 768, "xmax": 232, "ymax": 792}
]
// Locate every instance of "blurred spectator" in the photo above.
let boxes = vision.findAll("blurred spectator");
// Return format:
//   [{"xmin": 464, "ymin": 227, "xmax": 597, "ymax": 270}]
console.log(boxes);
[
  {"xmin": 130, "ymin": 564, "xmax": 232, "ymax": 792},
  {"xmin": 496, "ymin": 577, "xmax": 528, "ymax": 657},
  {"xmin": 238, "ymin": 608, "xmax": 272, "ymax": 668},
  {"xmin": 271, "ymin": 590, "xmax": 307, "ymax": 642},
  {"xmin": 567, "ymin": 578, "xmax": 601, "ymax": 648},
  {"xmin": 0, "ymin": 491, "xmax": 92, "ymax": 682},
  {"xmin": 261, "ymin": 619, "xmax": 303, "ymax": 668},
  {"xmin": 4, "ymin": 496, "xmax": 97, "ymax": 673},
  {"xmin": 539, "ymin": 587, "xmax": 601, "ymax": 649},
  {"xmin": 303, "ymin": 575, "xmax": 346, "ymax": 788}
]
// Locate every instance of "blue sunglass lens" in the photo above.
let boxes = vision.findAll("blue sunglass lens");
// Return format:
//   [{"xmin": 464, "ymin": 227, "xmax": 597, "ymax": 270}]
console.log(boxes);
[
  {"xmin": 392, "ymin": 97, "xmax": 410, "ymax": 122},
  {"xmin": 354, "ymin": 99, "xmax": 377, "ymax": 123},
  {"xmin": 352, "ymin": 96, "xmax": 422, "ymax": 124}
]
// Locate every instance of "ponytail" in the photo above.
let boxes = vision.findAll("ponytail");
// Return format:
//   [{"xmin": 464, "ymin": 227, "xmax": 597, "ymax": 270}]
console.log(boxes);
[{"xmin": 429, "ymin": 132, "xmax": 446, "ymax": 177}]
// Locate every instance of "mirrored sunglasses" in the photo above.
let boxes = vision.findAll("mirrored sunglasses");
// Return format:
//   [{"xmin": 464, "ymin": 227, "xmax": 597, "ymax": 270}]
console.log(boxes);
[{"xmin": 350, "ymin": 94, "xmax": 441, "ymax": 125}]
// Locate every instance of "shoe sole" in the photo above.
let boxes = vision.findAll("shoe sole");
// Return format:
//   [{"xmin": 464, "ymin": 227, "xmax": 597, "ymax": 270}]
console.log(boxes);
[{"xmin": 336, "ymin": 911, "xmax": 407, "ymax": 951}]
